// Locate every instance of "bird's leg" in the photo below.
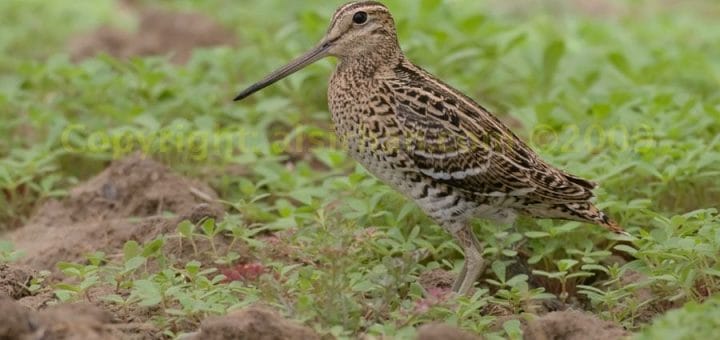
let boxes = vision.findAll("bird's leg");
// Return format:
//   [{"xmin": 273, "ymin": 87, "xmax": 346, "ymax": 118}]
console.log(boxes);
[
  {"xmin": 452, "ymin": 260, "xmax": 468, "ymax": 292},
  {"xmin": 451, "ymin": 225, "xmax": 485, "ymax": 295}
]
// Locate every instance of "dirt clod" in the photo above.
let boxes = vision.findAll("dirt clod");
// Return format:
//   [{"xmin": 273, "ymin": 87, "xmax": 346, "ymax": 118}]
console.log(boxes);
[
  {"xmin": 184, "ymin": 306, "xmax": 321, "ymax": 340},
  {"xmin": 0, "ymin": 297, "xmax": 126, "ymax": 340},
  {"xmin": 36, "ymin": 304, "xmax": 121, "ymax": 340},
  {"xmin": 419, "ymin": 268, "xmax": 455, "ymax": 291},
  {"xmin": 0, "ymin": 295, "xmax": 37, "ymax": 339},
  {"xmin": 523, "ymin": 309, "xmax": 629, "ymax": 340},
  {"xmin": 0, "ymin": 264, "xmax": 34, "ymax": 299},
  {"xmin": 16, "ymin": 289, "xmax": 56, "ymax": 311},
  {"xmin": 70, "ymin": 1, "xmax": 237, "ymax": 64},
  {"xmin": 416, "ymin": 323, "xmax": 482, "ymax": 340},
  {"xmin": 32, "ymin": 153, "xmax": 220, "ymax": 224}
]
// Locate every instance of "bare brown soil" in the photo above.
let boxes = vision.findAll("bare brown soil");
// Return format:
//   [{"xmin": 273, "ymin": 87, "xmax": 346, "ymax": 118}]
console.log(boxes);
[
  {"xmin": 0, "ymin": 295, "xmax": 128, "ymax": 340},
  {"xmin": 0, "ymin": 264, "xmax": 34, "ymax": 299},
  {"xmin": 8, "ymin": 153, "xmax": 224, "ymax": 272},
  {"xmin": 183, "ymin": 306, "xmax": 321, "ymax": 340},
  {"xmin": 523, "ymin": 309, "xmax": 629, "ymax": 340},
  {"xmin": 417, "ymin": 323, "xmax": 482, "ymax": 340},
  {"xmin": 1, "ymin": 154, "xmax": 225, "ymax": 338},
  {"xmin": 419, "ymin": 268, "xmax": 455, "ymax": 291},
  {"xmin": 69, "ymin": 1, "xmax": 237, "ymax": 64}
]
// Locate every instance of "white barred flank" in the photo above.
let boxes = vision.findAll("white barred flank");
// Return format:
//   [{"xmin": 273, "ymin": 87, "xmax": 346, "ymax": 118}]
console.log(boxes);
[{"xmin": 420, "ymin": 166, "xmax": 487, "ymax": 180}]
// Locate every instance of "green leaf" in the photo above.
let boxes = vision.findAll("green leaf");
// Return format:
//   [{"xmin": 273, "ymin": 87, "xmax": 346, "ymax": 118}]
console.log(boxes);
[
  {"xmin": 123, "ymin": 240, "xmax": 141, "ymax": 261},
  {"xmin": 352, "ymin": 280, "xmax": 376, "ymax": 293},
  {"xmin": 102, "ymin": 294, "xmax": 126, "ymax": 304},
  {"xmin": 124, "ymin": 256, "xmax": 146, "ymax": 272},
  {"xmin": 503, "ymin": 319, "xmax": 523, "ymax": 340},
  {"xmin": 54, "ymin": 283, "xmax": 81, "ymax": 292},
  {"xmin": 396, "ymin": 202, "xmax": 417, "ymax": 223},
  {"xmin": 506, "ymin": 274, "xmax": 528, "ymax": 287},
  {"xmin": 525, "ymin": 231, "xmax": 550, "ymax": 238},
  {"xmin": 177, "ymin": 220, "xmax": 195, "ymax": 238},
  {"xmin": 201, "ymin": 218, "xmax": 217, "ymax": 236},
  {"xmin": 542, "ymin": 40, "xmax": 566, "ymax": 84},
  {"xmin": 142, "ymin": 238, "xmax": 165, "ymax": 257},
  {"xmin": 614, "ymin": 244, "xmax": 638, "ymax": 255},
  {"xmin": 131, "ymin": 279, "xmax": 162, "ymax": 307},
  {"xmin": 185, "ymin": 260, "xmax": 201, "ymax": 276},
  {"xmin": 557, "ymin": 259, "xmax": 579, "ymax": 272},
  {"xmin": 703, "ymin": 268, "xmax": 720, "ymax": 277},
  {"xmin": 54, "ymin": 289, "xmax": 75, "ymax": 302},
  {"xmin": 86, "ymin": 251, "xmax": 105, "ymax": 266},
  {"xmin": 581, "ymin": 264, "xmax": 609, "ymax": 274},
  {"xmin": 491, "ymin": 261, "xmax": 507, "ymax": 283},
  {"xmin": 608, "ymin": 52, "xmax": 633, "ymax": 79}
]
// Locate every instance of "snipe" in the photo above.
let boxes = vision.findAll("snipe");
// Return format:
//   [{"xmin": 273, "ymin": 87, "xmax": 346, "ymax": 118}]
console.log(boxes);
[{"xmin": 234, "ymin": 1, "xmax": 624, "ymax": 295}]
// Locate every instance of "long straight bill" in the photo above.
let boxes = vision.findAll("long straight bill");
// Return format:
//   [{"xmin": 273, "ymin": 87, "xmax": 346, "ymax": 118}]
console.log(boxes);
[{"xmin": 234, "ymin": 42, "xmax": 331, "ymax": 101}]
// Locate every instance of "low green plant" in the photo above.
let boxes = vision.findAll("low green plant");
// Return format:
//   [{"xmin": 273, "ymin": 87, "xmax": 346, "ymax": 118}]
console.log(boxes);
[{"xmin": 636, "ymin": 296, "xmax": 720, "ymax": 340}]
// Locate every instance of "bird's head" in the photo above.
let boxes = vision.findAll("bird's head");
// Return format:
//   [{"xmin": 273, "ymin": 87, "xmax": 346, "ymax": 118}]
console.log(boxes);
[
  {"xmin": 234, "ymin": 1, "xmax": 400, "ymax": 101},
  {"xmin": 324, "ymin": 1, "xmax": 399, "ymax": 58}
]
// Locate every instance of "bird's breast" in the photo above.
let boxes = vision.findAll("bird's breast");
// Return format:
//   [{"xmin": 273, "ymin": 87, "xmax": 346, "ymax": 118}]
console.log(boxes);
[
  {"xmin": 328, "ymin": 71, "xmax": 389, "ymax": 140},
  {"xmin": 327, "ymin": 70, "xmax": 410, "ymax": 177}
]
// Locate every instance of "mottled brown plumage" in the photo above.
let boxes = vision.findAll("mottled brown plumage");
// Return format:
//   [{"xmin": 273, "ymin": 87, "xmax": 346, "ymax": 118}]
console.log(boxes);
[{"xmin": 234, "ymin": 1, "xmax": 623, "ymax": 295}]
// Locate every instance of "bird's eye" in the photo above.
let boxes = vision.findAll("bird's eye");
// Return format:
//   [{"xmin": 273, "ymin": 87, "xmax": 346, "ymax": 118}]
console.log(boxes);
[{"xmin": 352, "ymin": 11, "xmax": 368, "ymax": 24}]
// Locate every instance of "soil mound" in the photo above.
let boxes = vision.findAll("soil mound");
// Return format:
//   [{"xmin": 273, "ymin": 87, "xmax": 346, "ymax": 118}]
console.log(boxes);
[
  {"xmin": 0, "ymin": 264, "xmax": 34, "ymax": 299},
  {"xmin": 0, "ymin": 296, "xmax": 131, "ymax": 340},
  {"xmin": 8, "ymin": 154, "xmax": 224, "ymax": 271},
  {"xmin": 183, "ymin": 306, "xmax": 321, "ymax": 340},
  {"xmin": 70, "ymin": 1, "xmax": 237, "ymax": 64},
  {"xmin": 523, "ymin": 309, "xmax": 629, "ymax": 340},
  {"xmin": 417, "ymin": 323, "xmax": 482, "ymax": 340},
  {"xmin": 419, "ymin": 268, "xmax": 455, "ymax": 291}
]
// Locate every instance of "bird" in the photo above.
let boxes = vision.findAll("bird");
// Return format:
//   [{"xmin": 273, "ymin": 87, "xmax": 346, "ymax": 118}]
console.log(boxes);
[{"xmin": 233, "ymin": 1, "xmax": 624, "ymax": 295}]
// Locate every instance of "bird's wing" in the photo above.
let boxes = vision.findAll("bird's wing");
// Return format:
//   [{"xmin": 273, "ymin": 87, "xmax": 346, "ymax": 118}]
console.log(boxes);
[{"xmin": 386, "ymin": 64, "xmax": 596, "ymax": 203}]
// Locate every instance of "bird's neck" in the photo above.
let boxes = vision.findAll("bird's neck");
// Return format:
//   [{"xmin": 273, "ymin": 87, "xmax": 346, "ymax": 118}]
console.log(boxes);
[{"xmin": 337, "ymin": 48, "xmax": 403, "ymax": 78}]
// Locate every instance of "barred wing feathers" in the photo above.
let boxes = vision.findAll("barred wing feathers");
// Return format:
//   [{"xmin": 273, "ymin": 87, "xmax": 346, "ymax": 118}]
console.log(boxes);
[{"xmin": 388, "ymin": 63, "xmax": 597, "ymax": 204}]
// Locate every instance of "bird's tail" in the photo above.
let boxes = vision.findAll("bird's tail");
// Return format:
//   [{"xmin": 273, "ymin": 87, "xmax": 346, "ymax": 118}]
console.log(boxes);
[
  {"xmin": 599, "ymin": 214, "xmax": 626, "ymax": 234},
  {"xmin": 530, "ymin": 202, "xmax": 627, "ymax": 235},
  {"xmin": 576, "ymin": 202, "xmax": 626, "ymax": 235}
]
